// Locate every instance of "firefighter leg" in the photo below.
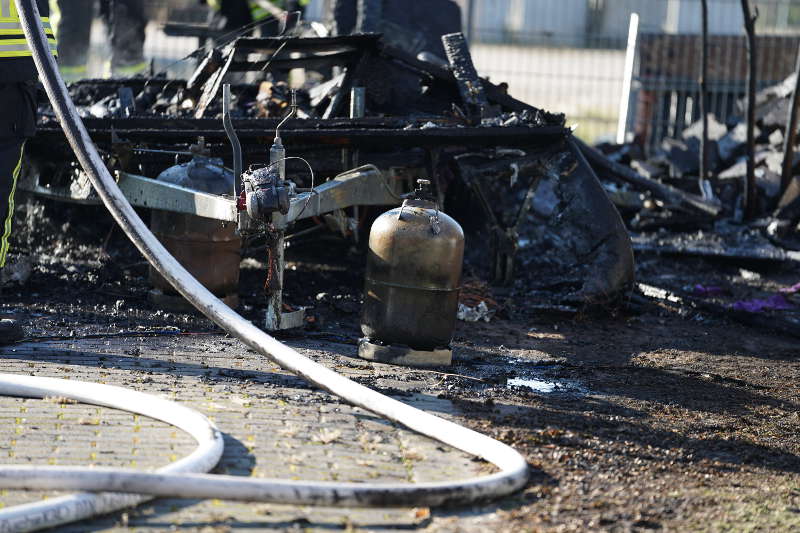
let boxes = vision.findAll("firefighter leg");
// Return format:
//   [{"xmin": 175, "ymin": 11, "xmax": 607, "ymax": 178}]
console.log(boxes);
[
  {"xmin": 217, "ymin": 0, "xmax": 254, "ymax": 34},
  {"xmin": 0, "ymin": 139, "xmax": 25, "ymax": 270},
  {"xmin": 0, "ymin": 82, "xmax": 35, "ymax": 270},
  {"xmin": 106, "ymin": 0, "xmax": 147, "ymax": 76},
  {"xmin": 0, "ymin": 137, "xmax": 27, "ymax": 344},
  {"xmin": 55, "ymin": 0, "xmax": 93, "ymax": 81}
]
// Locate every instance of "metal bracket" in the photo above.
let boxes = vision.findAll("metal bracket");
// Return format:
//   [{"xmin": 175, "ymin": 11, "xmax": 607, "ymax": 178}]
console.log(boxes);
[
  {"xmin": 264, "ymin": 165, "xmax": 400, "ymax": 330},
  {"xmin": 116, "ymin": 172, "xmax": 237, "ymax": 222},
  {"xmin": 18, "ymin": 167, "xmax": 238, "ymax": 222},
  {"xmin": 271, "ymin": 166, "xmax": 398, "ymax": 230}
]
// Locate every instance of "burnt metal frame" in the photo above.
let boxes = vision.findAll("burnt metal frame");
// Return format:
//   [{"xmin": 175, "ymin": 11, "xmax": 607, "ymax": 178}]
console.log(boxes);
[
  {"xmin": 35, "ymin": 118, "xmax": 565, "ymax": 145},
  {"xmin": 19, "ymin": 161, "xmax": 399, "ymax": 330},
  {"xmin": 18, "ymin": 166, "xmax": 397, "ymax": 226},
  {"xmin": 25, "ymin": 33, "xmax": 571, "ymax": 328},
  {"xmin": 194, "ymin": 35, "xmax": 377, "ymax": 119},
  {"xmin": 18, "ymin": 168, "xmax": 238, "ymax": 221}
]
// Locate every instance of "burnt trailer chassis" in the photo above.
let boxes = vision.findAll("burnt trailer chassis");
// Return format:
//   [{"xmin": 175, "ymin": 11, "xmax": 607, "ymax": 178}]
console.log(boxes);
[{"xmin": 20, "ymin": 33, "xmax": 634, "ymax": 328}]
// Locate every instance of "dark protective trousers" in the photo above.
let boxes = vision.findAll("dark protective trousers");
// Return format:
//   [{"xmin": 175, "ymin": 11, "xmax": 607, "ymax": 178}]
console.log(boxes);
[
  {"xmin": 214, "ymin": 0, "xmax": 253, "ymax": 33},
  {"xmin": 56, "ymin": 0, "xmax": 146, "ymax": 71},
  {"xmin": 0, "ymin": 83, "xmax": 36, "ymax": 269},
  {"xmin": 210, "ymin": 0, "xmax": 304, "ymax": 36}
]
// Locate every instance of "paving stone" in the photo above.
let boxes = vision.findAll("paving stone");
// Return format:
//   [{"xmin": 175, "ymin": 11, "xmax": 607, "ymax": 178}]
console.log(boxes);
[{"xmin": 0, "ymin": 335, "xmax": 479, "ymax": 530}]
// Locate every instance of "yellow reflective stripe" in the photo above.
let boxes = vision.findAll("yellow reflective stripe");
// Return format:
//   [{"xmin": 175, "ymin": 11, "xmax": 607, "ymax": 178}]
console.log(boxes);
[
  {"xmin": 0, "ymin": 21, "xmax": 51, "ymax": 29},
  {"xmin": 0, "ymin": 42, "xmax": 57, "ymax": 57},
  {"xmin": 0, "ymin": 37, "xmax": 57, "ymax": 43},
  {"xmin": 60, "ymin": 64, "xmax": 87, "ymax": 74},
  {"xmin": 0, "ymin": 50, "xmax": 57, "ymax": 57},
  {"xmin": 0, "ymin": 16, "xmax": 52, "ymax": 24},
  {"xmin": 0, "ymin": 37, "xmax": 57, "ymax": 46},
  {"xmin": 113, "ymin": 61, "xmax": 146, "ymax": 75},
  {"xmin": 249, "ymin": 1, "xmax": 275, "ymax": 20},
  {"xmin": 0, "ymin": 29, "xmax": 54, "ymax": 35},
  {"xmin": 250, "ymin": 7, "xmax": 269, "ymax": 20},
  {"xmin": 0, "ymin": 13, "xmax": 60, "ymax": 57},
  {"xmin": 0, "ymin": 143, "xmax": 24, "ymax": 269}
]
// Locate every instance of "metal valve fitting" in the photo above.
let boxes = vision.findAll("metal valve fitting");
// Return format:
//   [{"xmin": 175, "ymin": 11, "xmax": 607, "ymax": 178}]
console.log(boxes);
[{"xmin": 241, "ymin": 165, "xmax": 292, "ymax": 220}]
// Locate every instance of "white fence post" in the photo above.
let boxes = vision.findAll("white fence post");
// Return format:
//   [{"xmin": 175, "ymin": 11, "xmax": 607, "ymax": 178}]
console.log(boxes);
[{"xmin": 616, "ymin": 12, "xmax": 639, "ymax": 145}]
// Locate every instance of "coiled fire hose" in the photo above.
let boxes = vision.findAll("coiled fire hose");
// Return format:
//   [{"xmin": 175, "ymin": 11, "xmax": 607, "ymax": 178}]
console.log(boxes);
[{"xmin": 0, "ymin": 1, "xmax": 530, "ymax": 531}]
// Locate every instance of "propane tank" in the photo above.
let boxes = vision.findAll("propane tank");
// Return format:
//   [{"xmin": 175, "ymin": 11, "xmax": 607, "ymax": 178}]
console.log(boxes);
[
  {"xmin": 149, "ymin": 153, "xmax": 241, "ymax": 310},
  {"xmin": 359, "ymin": 179, "xmax": 464, "ymax": 367}
]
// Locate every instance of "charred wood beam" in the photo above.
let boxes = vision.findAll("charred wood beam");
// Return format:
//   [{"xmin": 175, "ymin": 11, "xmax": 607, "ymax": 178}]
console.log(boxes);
[
  {"xmin": 632, "ymin": 235, "xmax": 800, "ymax": 262},
  {"xmin": 780, "ymin": 44, "xmax": 800, "ymax": 197},
  {"xmin": 378, "ymin": 42, "xmax": 564, "ymax": 126},
  {"xmin": 637, "ymin": 282, "xmax": 800, "ymax": 340},
  {"xmin": 36, "ymin": 120, "xmax": 566, "ymax": 147},
  {"xmin": 575, "ymin": 139, "xmax": 721, "ymax": 216},
  {"xmin": 478, "ymin": 81, "xmax": 564, "ymax": 126},
  {"xmin": 59, "ymin": 116, "xmax": 423, "ymax": 130},
  {"xmin": 741, "ymin": 0, "xmax": 759, "ymax": 219},
  {"xmin": 195, "ymin": 50, "xmax": 235, "ymax": 119},
  {"xmin": 441, "ymin": 32, "xmax": 491, "ymax": 121},
  {"xmin": 322, "ymin": 66, "xmax": 353, "ymax": 119},
  {"xmin": 65, "ymin": 78, "xmax": 182, "ymax": 95},
  {"xmin": 323, "ymin": 50, "xmax": 371, "ymax": 120},
  {"xmin": 186, "ymin": 48, "xmax": 224, "ymax": 100}
]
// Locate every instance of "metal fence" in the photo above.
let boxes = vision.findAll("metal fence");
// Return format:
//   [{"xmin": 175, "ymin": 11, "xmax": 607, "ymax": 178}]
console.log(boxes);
[
  {"xmin": 628, "ymin": 31, "xmax": 800, "ymax": 153},
  {"xmin": 80, "ymin": 0, "xmax": 800, "ymax": 148},
  {"xmin": 457, "ymin": 0, "xmax": 800, "ymax": 147}
]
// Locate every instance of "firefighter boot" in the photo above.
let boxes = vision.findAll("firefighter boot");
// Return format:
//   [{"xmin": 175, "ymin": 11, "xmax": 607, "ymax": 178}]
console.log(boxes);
[{"xmin": 0, "ymin": 319, "xmax": 23, "ymax": 345}]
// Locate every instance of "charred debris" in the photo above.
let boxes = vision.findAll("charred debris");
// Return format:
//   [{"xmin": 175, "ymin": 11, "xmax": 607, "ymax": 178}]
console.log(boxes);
[
  {"xmin": 598, "ymin": 67, "xmax": 800, "ymax": 336},
  {"xmin": 24, "ymin": 30, "xmax": 799, "ymax": 333}
]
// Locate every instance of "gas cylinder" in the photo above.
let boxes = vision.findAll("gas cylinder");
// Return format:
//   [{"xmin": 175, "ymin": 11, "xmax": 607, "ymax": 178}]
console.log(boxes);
[
  {"xmin": 360, "ymin": 180, "xmax": 464, "ymax": 365},
  {"xmin": 149, "ymin": 155, "xmax": 241, "ymax": 309}
]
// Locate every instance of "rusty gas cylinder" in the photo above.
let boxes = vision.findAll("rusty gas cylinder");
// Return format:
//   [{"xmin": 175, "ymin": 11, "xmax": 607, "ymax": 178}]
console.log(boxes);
[
  {"xmin": 361, "ymin": 180, "xmax": 464, "ymax": 353},
  {"xmin": 149, "ymin": 155, "xmax": 241, "ymax": 307}
]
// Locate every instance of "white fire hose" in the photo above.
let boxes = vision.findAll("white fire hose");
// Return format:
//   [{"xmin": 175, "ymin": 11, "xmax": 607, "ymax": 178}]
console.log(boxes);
[{"xmin": 0, "ymin": 1, "xmax": 530, "ymax": 531}]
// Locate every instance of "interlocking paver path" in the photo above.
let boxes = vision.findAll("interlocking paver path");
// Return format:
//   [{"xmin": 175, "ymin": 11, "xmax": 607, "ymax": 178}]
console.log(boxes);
[{"xmin": 1, "ymin": 335, "xmax": 481, "ymax": 531}]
